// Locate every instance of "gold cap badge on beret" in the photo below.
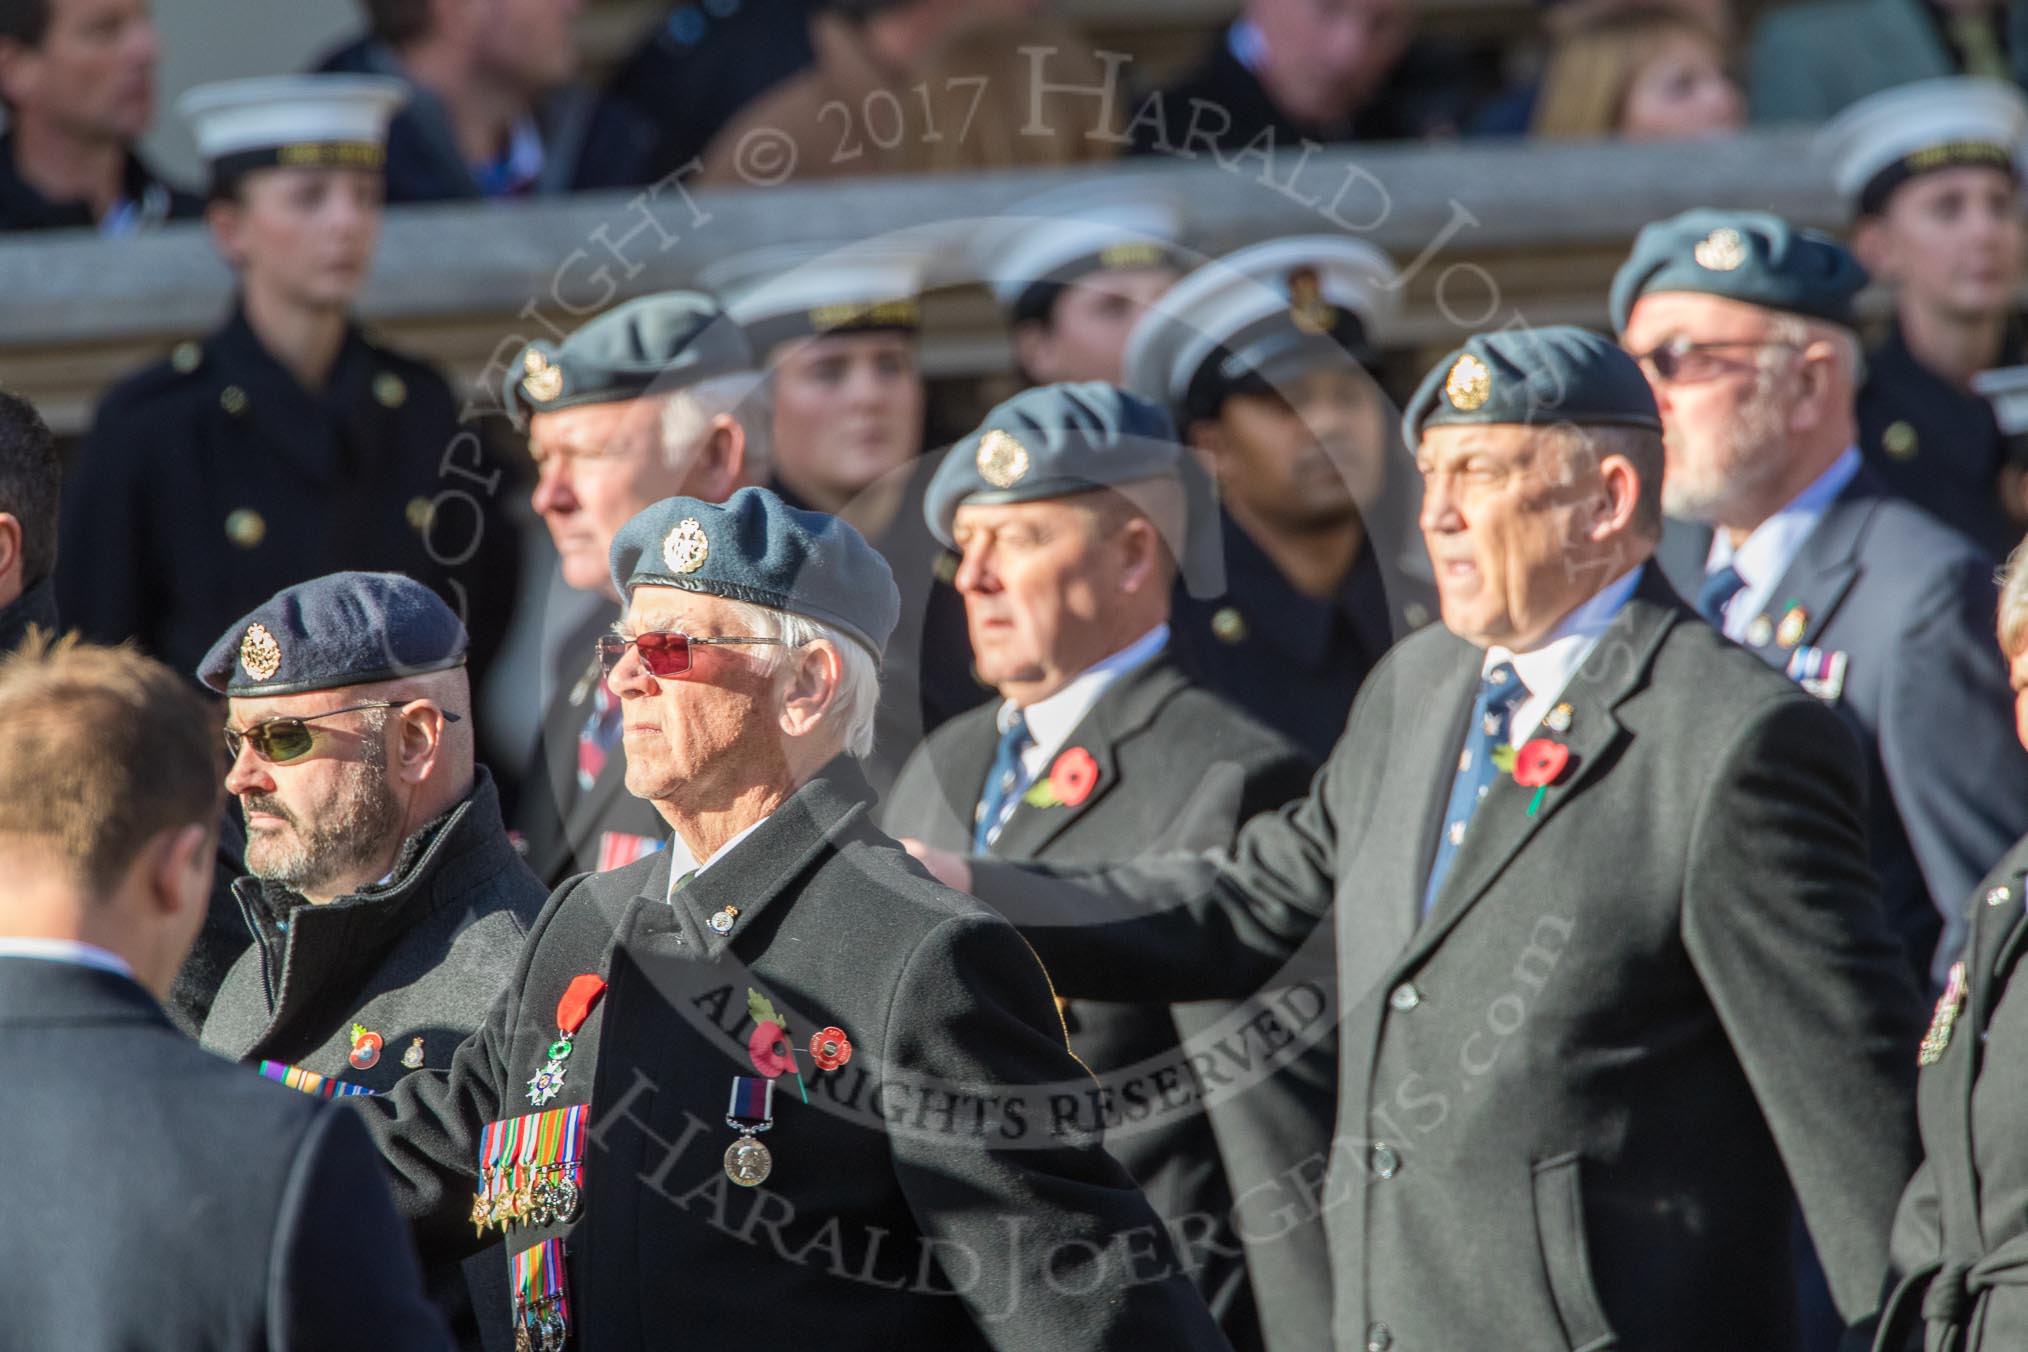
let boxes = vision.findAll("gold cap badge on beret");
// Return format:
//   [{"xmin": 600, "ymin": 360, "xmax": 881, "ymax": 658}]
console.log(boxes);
[
  {"xmin": 521, "ymin": 348, "xmax": 563, "ymax": 403},
  {"xmin": 976, "ymin": 429, "xmax": 1031, "ymax": 489},
  {"xmin": 1694, "ymin": 227, "xmax": 1748, "ymax": 272},
  {"xmin": 239, "ymin": 622, "xmax": 282, "ymax": 681},
  {"xmin": 1444, "ymin": 354, "xmax": 1492, "ymax": 411},
  {"xmin": 663, "ymin": 518, "xmax": 710, "ymax": 575}
]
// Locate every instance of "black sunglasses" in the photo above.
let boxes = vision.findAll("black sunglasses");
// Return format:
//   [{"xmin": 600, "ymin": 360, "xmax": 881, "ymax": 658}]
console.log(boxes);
[
  {"xmin": 597, "ymin": 630, "xmax": 799, "ymax": 680},
  {"xmin": 224, "ymin": 700, "xmax": 461, "ymax": 764}
]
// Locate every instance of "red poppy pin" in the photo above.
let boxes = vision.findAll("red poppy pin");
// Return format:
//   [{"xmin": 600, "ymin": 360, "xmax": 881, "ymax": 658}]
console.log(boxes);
[
  {"xmin": 744, "ymin": 988, "xmax": 809, "ymax": 1101},
  {"xmin": 1511, "ymin": 738, "xmax": 1572, "ymax": 816},
  {"xmin": 809, "ymin": 1026, "xmax": 853, "ymax": 1071},
  {"xmin": 1023, "ymin": 746, "xmax": 1100, "ymax": 809}
]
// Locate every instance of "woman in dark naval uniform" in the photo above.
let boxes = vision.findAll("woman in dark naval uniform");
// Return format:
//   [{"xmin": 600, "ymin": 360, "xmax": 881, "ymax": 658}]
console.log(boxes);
[{"xmin": 58, "ymin": 74, "xmax": 517, "ymax": 680}]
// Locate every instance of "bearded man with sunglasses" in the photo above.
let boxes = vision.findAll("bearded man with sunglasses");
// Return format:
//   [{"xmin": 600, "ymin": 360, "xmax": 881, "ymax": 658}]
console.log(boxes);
[
  {"xmin": 196, "ymin": 570, "xmax": 545, "ymax": 1352},
  {"xmin": 1618, "ymin": 208, "xmax": 2028, "ymax": 993}
]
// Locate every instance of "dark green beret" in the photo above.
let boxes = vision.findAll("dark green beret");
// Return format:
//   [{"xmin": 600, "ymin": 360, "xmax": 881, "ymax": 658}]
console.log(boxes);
[
  {"xmin": 1401, "ymin": 326, "xmax": 1660, "ymax": 445},
  {"xmin": 609, "ymin": 487, "xmax": 901, "ymax": 660},
  {"xmin": 925, "ymin": 382, "xmax": 1221, "ymax": 593},
  {"xmin": 504, "ymin": 291, "xmax": 755, "ymax": 428},
  {"xmin": 1609, "ymin": 209, "xmax": 1869, "ymax": 332},
  {"xmin": 198, "ymin": 571, "xmax": 466, "ymax": 697}
]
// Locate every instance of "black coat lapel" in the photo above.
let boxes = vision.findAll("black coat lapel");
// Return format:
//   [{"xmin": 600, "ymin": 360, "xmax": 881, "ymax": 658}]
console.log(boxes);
[
  {"xmin": 1404, "ymin": 572, "xmax": 1678, "ymax": 966},
  {"xmin": 990, "ymin": 655, "xmax": 1188, "ymax": 859}
]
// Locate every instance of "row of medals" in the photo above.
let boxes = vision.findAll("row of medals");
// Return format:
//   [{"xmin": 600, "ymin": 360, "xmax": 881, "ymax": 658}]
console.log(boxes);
[{"xmin": 473, "ymin": 1163, "xmax": 582, "ymax": 1236}]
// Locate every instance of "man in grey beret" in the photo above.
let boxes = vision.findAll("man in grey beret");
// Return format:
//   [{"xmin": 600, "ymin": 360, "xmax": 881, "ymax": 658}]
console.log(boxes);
[
  {"xmin": 354, "ymin": 487, "xmax": 1233, "ymax": 1351},
  {"xmin": 881, "ymin": 383, "xmax": 1317, "ymax": 1352},
  {"xmin": 196, "ymin": 570, "xmax": 546, "ymax": 1350},
  {"xmin": 909, "ymin": 327, "xmax": 1923, "ymax": 1351},
  {"xmin": 508, "ymin": 289, "xmax": 764, "ymax": 887},
  {"xmin": 1616, "ymin": 207, "xmax": 2028, "ymax": 988}
]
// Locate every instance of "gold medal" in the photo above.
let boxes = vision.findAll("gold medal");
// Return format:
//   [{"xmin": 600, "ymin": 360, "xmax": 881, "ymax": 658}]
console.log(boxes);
[{"xmin": 724, "ymin": 1133, "xmax": 772, "ymax": 1187}]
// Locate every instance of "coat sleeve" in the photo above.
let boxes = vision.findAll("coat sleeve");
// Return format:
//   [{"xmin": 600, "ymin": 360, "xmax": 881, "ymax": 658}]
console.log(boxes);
[
  {"xmin": 1681, "ymin": 691, "xmax": 1924, "ymax": 1329},
  {"xmin": 884, "ymin": 911, "xmax": 1233, "ymax": 1351},
  {"xmin": 1879, "ymin": 556, "xmax": 2028, "ymax": 972},
  {"xmin": 271, "ymin": 1103, "xmax": 455, "ymax": 1352},
  {"xmin": 969, "ymin": 740, "xmax": 1346, "ymax": 1006},
  {"xmin": 347, "ymin": 881, "xmax": 572, "ymax": 1264}
]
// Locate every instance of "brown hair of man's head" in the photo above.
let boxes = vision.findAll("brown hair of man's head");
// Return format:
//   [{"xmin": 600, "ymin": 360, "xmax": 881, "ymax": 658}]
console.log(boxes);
[{"xmin": 0, "ymin": 631, "xmax": 224, "ymax": 895}]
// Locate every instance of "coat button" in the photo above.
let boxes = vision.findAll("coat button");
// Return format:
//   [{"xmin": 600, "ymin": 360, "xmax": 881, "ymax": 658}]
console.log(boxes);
[
  {"xmin": 1370, "ymin": 1143, "xmax": 1399, "ymax": 1179},
  {"xmin": 1366, "ymin": 1321, "xmax": 1393, "ymax": 1351},
  {"xmin": 1388, "ymin": 982, "xmax": 1421, "ymax": 1011}
]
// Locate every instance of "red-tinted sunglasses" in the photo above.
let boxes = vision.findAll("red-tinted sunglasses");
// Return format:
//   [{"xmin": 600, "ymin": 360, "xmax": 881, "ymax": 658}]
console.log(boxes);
[{"xmin": 597, "ymin": 630, "xmax": 799, "ymax": 679}]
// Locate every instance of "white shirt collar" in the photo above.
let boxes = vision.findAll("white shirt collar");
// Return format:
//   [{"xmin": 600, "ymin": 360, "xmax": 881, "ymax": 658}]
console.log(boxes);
[
  {"xmin": 1482, "ymin": 566, "xmax": 1642, "ymax": 744},
  {"xmin": 0, "ymin": 937, "xmax": 136, "ymax": 981},
  {"xmin": 997, "ymin": 624, "xmax": 1170, "ymax": 768},
  {"xmin": 1705, "ymin": 447, "xmax": 1861, "ymax": 640}
]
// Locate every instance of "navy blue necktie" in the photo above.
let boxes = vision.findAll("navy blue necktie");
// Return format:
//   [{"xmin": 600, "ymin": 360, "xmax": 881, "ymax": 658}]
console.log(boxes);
[
  {"xmin": 1697, "ymin": 564, "xmax": 1746, "ymax": 630},
  {"xmin": 974, "ymin": 711, "xmax": 1033, "ymax": 851},
  {"xmin": 1423, "ymin": 662, "xmax": 1530, "ymax": 915}
]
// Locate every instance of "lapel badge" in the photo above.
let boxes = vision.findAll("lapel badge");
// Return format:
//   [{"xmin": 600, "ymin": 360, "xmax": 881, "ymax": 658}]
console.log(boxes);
[
  {"xmin": 1210, "ymin": 605, "xmax": 1248, "ymax": 645},
  {"xmin": 708, "ymin": 903, "xmax": 741, "ymax": 935},
  {"xmin": 1745, "ymin": 615, "xmax": 1774, "ymax": 648},
  {"xmin": 1786, "ymin": 646, "xmax": 1849, "ymax": 703},
  {"xmin": 1694, "ymin": 227, "xmax": 1748, "ymax": 272},
  {"xmin": 1544, "ymin": 703, "xmax": 1574, "ymax": 734},
  {"xmin": 521, "ymin": 347, "xmax": 564, "ymax": 403},
  {"xmin": 663, "ymin": 517, "xmax": 710, "ymax": 575},
  {"xmin": 1883, "ymin": 420, "xmax": 1919, "ymax": 460},
  {"xmin": 1987, "ymin": 884, "xmax": 2014, "ymax": 907},
  {"xmin": 1917, "ymin": 961, "xmax": 1968, "ymax": 1066},
  {"xmin": 239, "ymin": 622, "xmax": 282, "ymax": 681},
  {"xmin": 1444, "ymin": 353, "xmax": 1492, "ymax": 411},
  {"xmin": 225, "ymin": 508, "xmax": 266, "ymax": 549},
  {"xmin": 1775, "ymin": 605, "xmax": 1808, "ymax": 650},
  {"xmin": 976, "ymin": 429, "xmax": 1031, "ymax": 488},
  {"xmin": 348, "ymin": 1024, "xmax": 383, "ymax": 1071},
  {"xmin": 401, "ymin": 1036, "xmax": 426, "ymax": 1069},
  {"xmin": 809, "ymin": 1026, "xmax": 853, "ymax": 1071}
]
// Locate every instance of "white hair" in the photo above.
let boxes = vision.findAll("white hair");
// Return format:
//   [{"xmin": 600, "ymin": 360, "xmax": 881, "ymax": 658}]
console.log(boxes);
[
  {"xmin": 719, "ymin": 598, "xmax": 881, "ymax": 760},
  {"xmin": 660, "ymin": 371, "xmax": 772, "ymax": 481},
  {"xmin": 1761, "ymin": 314, "xmax": 1865, "ymax": 390}
]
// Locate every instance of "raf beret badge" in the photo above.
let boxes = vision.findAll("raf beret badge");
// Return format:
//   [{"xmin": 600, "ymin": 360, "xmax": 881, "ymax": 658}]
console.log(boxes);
[
  {"xmin": 521, "ymin": 348, "xmax": 564, "ymax": 403},
  {"xmin": 239, "ymin": 623, "xmax": 282, "ymax": 681},
  {"xmin": 663, "ymin": 517, "xmax": 710, "ymax": 575},
  {"xmin": 1694, "ymin": 227, "xmax": 1748, "ymax": 273},
  {"xmin": 1444, "ymin": 354, "xmax": 1492, "ymax": 411},
  {"xmin": 976, "ymin": 429, "xmax": 1031, "ymax": 489}
]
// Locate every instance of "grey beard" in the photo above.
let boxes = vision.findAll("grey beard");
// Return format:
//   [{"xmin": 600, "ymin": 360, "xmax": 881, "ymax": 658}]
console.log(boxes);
[{"xmin": 244, "ymin": 762, "xmax": 405, "ymax": 898}]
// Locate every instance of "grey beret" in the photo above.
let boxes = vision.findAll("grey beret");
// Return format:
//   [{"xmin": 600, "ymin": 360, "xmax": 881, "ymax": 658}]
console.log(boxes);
[
  {"xmin": 609, "ymin": 487, "xmax": 901, "ymax": 660},
  {"xmin": 1402, "ymin": 326, "xmax": 1660, "ymax": 445},
  {"xmin": 1609, "ymin": 209, "xmax": 1869, "ymax": 332},
  {"xmin": 198, "ymin": 571, "xmax": 466, "ymax": 697}
]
